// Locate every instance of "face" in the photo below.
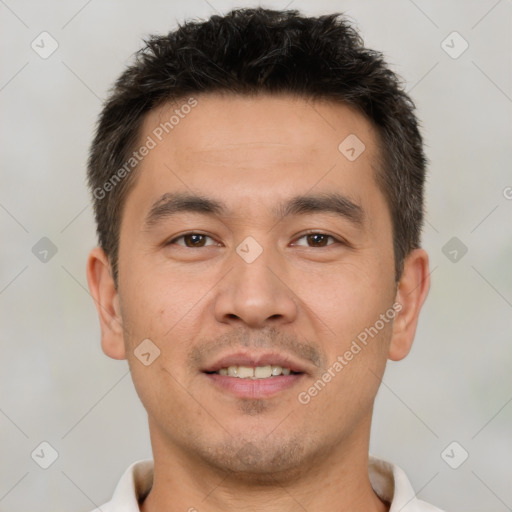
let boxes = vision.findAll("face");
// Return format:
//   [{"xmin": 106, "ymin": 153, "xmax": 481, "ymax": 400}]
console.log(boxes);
[{"xmin": 88, "ymin": 92, "xmax": 429, "ymax": 481}]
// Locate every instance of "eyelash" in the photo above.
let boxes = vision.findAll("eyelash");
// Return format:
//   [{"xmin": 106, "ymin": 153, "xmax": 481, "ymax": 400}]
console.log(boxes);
[{"xmin": 166, "ymin": 231, "xmax": 344, "ymax": 248}]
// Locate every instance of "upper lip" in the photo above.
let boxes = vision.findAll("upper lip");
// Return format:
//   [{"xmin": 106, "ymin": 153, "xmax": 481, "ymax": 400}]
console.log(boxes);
[{"xmin": 201, "ymin": 350, "xmax": 312, "ymax": 374}]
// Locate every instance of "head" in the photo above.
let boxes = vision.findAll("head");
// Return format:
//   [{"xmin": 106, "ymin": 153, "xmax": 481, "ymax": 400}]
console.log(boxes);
[{"xmin": 86, "ymin": 7, "xmax": 429, "ymax": 483}]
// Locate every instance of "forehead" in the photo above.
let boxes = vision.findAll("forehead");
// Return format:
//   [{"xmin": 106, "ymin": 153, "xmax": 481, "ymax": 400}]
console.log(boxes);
[
  {"xmin": 145, "ymin": 93, "xmax": 377, "ymax": 164},
  {"xmin": 127, "ymin": 93, "xmax": 386, "ymax": 225}
]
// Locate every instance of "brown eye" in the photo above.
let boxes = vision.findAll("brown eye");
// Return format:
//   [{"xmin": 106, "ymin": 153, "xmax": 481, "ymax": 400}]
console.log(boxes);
[
  {"xmin": 167, "ymin": 233, "xmax": 216, "ymax": 247},
  {"xmin": 307, "ymin": 234, "xmax": 330, "ymax": 247},
  {"xmin": 294, "ymin": 233, "xmax": 339, "ymax": 247}
]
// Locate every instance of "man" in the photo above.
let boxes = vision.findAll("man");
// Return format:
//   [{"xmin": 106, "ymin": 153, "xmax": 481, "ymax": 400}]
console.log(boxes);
[{"xmin": 85, "ymin": 7, "xmax": 441, "ymax": 511}]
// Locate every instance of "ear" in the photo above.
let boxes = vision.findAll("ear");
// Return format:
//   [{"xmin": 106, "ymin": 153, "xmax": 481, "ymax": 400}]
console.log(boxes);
[
  {"xmin": 86, "ymin": 247, "xmax": 126, "ymax": 360},
  {"xmin": 388, "ymin": 248, "xmax": 430, "ymax": 361}
]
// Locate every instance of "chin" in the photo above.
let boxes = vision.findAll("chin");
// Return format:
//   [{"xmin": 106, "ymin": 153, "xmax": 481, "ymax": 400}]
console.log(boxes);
[{"xmin": 191, "ymin": 432, "xmax": 311, "ymax": 483}]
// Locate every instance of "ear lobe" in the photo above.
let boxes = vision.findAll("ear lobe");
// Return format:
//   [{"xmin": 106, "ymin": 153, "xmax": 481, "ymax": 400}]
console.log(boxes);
[
  {"xmin": 86, "ymin": 247, "xmax": 127, "ymax": 360},
  {"xmin": 388, "ymin": 248, "xmax": 430, "ymax": 361}
]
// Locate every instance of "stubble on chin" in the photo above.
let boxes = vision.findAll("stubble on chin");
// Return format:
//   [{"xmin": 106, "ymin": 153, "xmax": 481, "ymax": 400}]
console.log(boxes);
[
  {"xmin": 204, "ymin": 435, "xmax": 308, "ymax": 483},
  {"xmin": 236, "ymin": 399, "xmax": 271, "ymax": 416}
]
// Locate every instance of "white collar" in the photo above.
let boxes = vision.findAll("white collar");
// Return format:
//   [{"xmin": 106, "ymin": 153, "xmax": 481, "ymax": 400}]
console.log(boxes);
[{"xmin": 93, "ymin": 455, "xmax": 443, "ymax": 511}]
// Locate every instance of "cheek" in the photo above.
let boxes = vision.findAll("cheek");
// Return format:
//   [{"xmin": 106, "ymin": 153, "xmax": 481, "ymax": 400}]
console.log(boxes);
[
  {"xmin": 118, "ymin": 272, "xmax": 199, "ymax": 405},
  {"xmin": 120, "ymin": 264, "xmax": 196, "ymax": 335},
  {"xmin": 301, "ymin": 263, "xmax": 393, "ymax": 346},
  {"xmin": 297, "ymin": 319, "xmax": 393, "ymax": 424},
  {"xmin": 122, "ymin": 287, "xmax": 201, "ymax": 420}
]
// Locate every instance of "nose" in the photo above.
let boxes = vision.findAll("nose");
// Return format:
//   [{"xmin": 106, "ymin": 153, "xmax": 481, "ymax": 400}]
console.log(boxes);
[{"xmin": 213, "ymin": 243, "xmax": 298, "ymax": 329}]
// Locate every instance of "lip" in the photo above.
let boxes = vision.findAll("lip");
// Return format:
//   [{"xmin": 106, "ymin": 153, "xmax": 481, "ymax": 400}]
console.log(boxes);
[
  {"xmin": 201, "ymin": 350, "xmax": 310, "ymax": 400},
  {"xmin": 201, "ymin": 350, "xmax": 311, "ymax": 374},
  {"xmin": 204, "ymin": 372, "xmax": 305, "ymax": 399}
]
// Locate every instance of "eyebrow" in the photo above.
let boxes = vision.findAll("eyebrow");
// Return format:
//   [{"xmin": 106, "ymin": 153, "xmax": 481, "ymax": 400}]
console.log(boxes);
[{"xmin": 144, "ymin": 191, "xmax": 364, "ymax": 229}]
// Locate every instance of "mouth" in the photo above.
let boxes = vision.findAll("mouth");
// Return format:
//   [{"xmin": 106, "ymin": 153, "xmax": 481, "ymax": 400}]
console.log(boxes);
[
  {"xmin": 206, "ymin": 364, "xmax": 298, "ymax": 378},
  {"xmin": 201, "ymin": 352, "xmax": 308, "ymax": 399}
]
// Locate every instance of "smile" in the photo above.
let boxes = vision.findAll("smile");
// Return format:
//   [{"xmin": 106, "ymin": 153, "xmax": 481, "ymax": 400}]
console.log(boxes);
[
  {"xmin": 204, "ymin": 367, "xmax": 305, "ymax": 399},
  {"xmin": 212, "ymin": 365, "xmax": 296, "ymax": 379}
]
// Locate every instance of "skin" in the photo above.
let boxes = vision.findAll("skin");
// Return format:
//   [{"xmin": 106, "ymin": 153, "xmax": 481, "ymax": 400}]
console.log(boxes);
[{"xmin": 87, "ymin": 93, "xmax": 430, "ymax": 512}]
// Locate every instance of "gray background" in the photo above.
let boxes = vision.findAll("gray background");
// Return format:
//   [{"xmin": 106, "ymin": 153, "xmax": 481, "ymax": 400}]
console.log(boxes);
[{"xmin": 1, "ymin": 0, "xmax": 511, "ymax": 511}]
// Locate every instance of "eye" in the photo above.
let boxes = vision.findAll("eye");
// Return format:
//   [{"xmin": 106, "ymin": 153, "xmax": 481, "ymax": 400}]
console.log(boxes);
[
  {"xmin": 167, "ymin": 233, "xmax": 219, "ymax": 248},
  {"xmin": 293, "ymin": 232, "xmax": 341, "ymax": 248},
  {"xmin": 166, "ymin": 232, "xmax": 342, "ymax": 249}
]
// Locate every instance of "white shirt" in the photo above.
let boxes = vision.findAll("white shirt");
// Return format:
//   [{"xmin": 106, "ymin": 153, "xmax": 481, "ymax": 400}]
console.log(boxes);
[{"xmin": 90, "ymin": 456, "xmax": 444, "ymax": 511}]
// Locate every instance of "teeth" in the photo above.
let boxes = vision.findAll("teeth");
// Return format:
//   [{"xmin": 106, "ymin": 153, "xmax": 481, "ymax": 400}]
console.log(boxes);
[
  {"xmin": 271, "ymin": 365, "xmax": 282, "ymax": 376},
  {"xmin": 215, "ymin": 365, "xmax": 294, "ymax": 379},
  {"xmin": 237, "ymin": 366, "xmax": 254, "ymax": 378},
  {"xmin": 254, "ymin": 365, "xmax": 272, "ymax": 378}
]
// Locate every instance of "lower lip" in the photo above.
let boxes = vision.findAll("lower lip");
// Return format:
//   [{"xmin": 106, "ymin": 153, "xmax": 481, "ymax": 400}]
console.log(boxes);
[{"xmin": 204, "ymin": 373, "xmax": 304, "ymax": 399}]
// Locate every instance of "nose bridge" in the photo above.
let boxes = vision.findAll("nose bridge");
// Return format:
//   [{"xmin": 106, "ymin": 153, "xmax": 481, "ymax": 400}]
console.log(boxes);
[{"xmin": 213, "ymin": 235, "xmax": 298, "ymax": 327}]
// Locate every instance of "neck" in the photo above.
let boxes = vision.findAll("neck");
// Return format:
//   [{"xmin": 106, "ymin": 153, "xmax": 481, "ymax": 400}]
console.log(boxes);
[{"xmin": 140, "ymin": 414, "xmax": 389, "ymax": 512}]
